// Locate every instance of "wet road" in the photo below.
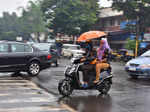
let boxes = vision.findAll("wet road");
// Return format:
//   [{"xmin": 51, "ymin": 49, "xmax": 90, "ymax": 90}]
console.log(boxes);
[
  {"xmin": 32, "ymin": 59, "xmax": 150, "ymax": 112},
  {"xmin": 0, "ymin": 76, "xmax": 68, "ymax": 112}
]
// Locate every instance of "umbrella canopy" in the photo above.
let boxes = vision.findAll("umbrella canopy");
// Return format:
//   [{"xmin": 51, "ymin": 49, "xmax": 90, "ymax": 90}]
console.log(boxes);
[{"xmin": 77, "ymin": 31, "xmax": 107, "ymax": 42}]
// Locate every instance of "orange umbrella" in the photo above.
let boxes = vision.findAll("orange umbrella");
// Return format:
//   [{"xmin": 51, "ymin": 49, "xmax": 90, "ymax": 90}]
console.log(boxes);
[{"xmin": 77, "ymin": 31, "xmax": 107, "ymax": 42}]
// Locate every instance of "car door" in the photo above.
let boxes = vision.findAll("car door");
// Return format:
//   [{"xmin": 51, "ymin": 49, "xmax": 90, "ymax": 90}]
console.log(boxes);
[
  {"xmin": 10, "ymin": 43, "xmax": 26, "ymax": 70},
  {"xmin": 24, "ymin": 44, "xmax": 34, "ymax": 64},
  {"xmin": 0, "ymin": 43, "xmax": 12, "ymax": 72}
]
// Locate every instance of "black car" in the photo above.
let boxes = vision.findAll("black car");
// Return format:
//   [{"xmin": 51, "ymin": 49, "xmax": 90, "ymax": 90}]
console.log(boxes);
[
  {"xmin": 0, "ymin": 41, "xmax": 52, "ymax": 76},
  {"xmin": 32, "ymin": 43, "xmax": 59, "ymax": 67}
]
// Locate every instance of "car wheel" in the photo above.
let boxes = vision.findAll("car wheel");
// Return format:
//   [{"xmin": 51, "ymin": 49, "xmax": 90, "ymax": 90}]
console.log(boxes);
[
  {"xmin": 130, "ymin": 75, "xmax": 138, "ymax": 79},
  {"xmin": 28, "ymin": 61, "xmax": 40, "ymax": 76}
]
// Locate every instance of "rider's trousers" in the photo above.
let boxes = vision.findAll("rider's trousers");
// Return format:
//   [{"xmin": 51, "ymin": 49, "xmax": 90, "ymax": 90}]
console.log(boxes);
[{"xmin": 95, "ymin": 63, "xmax": 110, "ymax": 81}]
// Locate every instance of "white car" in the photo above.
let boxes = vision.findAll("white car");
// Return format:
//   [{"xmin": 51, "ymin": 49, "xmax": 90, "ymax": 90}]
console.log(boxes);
[{"xmin": 62, "ymin": 44, "xmax": 85, "ymax": 58}]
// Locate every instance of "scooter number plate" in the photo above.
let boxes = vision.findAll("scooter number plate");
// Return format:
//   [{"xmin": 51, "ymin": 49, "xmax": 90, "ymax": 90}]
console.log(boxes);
[{"xmin": 129, "ymin": 67, "xmax": 136, "ymax": 71}]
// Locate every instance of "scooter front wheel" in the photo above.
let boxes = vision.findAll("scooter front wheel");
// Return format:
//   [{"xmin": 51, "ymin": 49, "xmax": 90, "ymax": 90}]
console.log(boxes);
[{"xmin": 58, "ymin": 79, "xmax": 73, "ymax": 96}]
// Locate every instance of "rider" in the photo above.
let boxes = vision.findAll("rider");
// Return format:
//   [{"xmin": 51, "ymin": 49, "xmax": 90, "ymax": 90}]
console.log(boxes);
[
  {"xmin": 94, "ymin": 39, "xmax": 111, "ymax": 83},
  {"xmin": 79, "ymin": 40, "xmax": 95, "ymax": 87},
  {"xmin": 85, "ymin": 40, "xmax": 93, "ymax": 57}
]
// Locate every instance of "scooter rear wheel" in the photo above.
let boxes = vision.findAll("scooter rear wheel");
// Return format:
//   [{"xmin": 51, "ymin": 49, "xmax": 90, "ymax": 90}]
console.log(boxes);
[
  {"xmin": 97, "ymin": 80, "xmax": 111, "ymax": 95},
  {"xmin": 58, "ymin": 79, "xmax": 73, "ymax": 96}
]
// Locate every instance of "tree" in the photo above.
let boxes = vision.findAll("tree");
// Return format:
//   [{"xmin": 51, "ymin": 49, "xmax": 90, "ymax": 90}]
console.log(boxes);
[
  {"xmin": 111, "ymin": 0, "xmax": 150, "ymax": 34},
  {"xmin": 40, "ymin": 0, "xmax": 99, "ymax": 37},
  {"xmin": 125, "ymin": 38, "xmax": 136, "ymax": 51},
  {"xmin": 0, "ymin": 1, "xmax": 47, "ymax": 42},
  {"xmin": 21, "ymin": 1, "xmax": 46, "ymax": 42},
  {"xmin": 0, "ymin": 12, "xmax": 21, "ymax": 41}
]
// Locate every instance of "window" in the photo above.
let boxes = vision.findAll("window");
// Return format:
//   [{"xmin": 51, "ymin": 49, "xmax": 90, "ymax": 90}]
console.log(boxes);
[
  {"xmin": 63, "ymin": 45, "xmax": 80, "ymax": 50},
  {"xmin": 25, "ymin": 45, "xmax": 33, "ymax": 52},
  {"xmin": 33, "ymin": 44, "xmax": 50, "ymax": 51},
  {"xmin": 0, "ymin": 44, "xmax": 9, "ymax": 53},
  {"xmin": 11, "ymin": 44, "xmax": 25, "ymax": 52},
  {"xmin": 110, "ymin": 19, "xmax": 115, "ymax": 26}
]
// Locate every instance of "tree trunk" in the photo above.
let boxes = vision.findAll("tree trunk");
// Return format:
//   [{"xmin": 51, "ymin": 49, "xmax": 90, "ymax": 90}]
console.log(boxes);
[
  {"xmin": 44, "ymin": 32, "xmax": 48, "ymax": 42},
  {"xmin": 36, "ymin": 32, "xmax": 41, "ymax": 43}
]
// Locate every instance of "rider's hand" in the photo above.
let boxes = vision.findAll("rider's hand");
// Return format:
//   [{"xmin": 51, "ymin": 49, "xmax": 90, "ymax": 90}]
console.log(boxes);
[
  {"xmin": 81, "ymin": 58, "xmax": 86, "ymax": 62},
  {"xmin": 101, "ymin": 59, "xmax": 107, "ymax": 63}
]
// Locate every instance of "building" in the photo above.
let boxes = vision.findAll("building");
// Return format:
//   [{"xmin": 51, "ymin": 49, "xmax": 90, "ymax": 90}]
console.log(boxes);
[{"xmin": 96, "ymin": 8, "xmax": 130, "ymax": 49}]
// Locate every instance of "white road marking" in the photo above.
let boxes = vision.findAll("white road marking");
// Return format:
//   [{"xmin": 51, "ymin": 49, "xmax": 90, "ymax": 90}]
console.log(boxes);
[
  {"xmin": 0, "ymin": 82, "xmax": 33, "ymax": 85},
  {"xmin": 0, "ymin": 87, "xmax": 41, "ymax": 90},
  {"xmin": 0, "ymin": 77, "xmax": 70, "ymax": 112},
  {"xmin": 0, "ymin": 80, "xmax": 28, "ymax": 82},
  {"xmin": 0, "ymin": 94, "xmax": 9, "ymax": 96},
  {"xmin": 0, "ymin": 97, "xmax": 56, "ymax": 103},
  {"xmin": 0, "ymin": 107, "xmax": 66, "ymax": 112},
  {"xmin": 0, "ymin": 92, "xmax": 44, "ymax": 96}
]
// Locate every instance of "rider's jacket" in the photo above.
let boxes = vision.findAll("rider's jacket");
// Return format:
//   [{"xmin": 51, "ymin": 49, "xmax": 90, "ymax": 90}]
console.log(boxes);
[
  {"xmin": 91, "ymin": 48, "xmax": 111, "ymax": 64},
  {"xmin": 102, "ymin": 49, "xmax": 111, "ymax": 63},
  {"xmin": 84, "ymin": 50, "xmax": 97, "ymax": 64}
]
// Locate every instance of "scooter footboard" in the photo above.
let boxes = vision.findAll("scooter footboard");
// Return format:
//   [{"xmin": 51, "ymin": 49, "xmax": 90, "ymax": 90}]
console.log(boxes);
[{"xmin": 98, "ymin": 75, "xmax": 113, "ymax": 85}]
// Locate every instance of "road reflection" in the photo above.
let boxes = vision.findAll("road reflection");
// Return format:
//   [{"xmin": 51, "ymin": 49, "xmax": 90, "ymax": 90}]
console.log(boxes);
[{"xmin": 59, "ymin": 94, "xmax": 112, "ymax": 112}]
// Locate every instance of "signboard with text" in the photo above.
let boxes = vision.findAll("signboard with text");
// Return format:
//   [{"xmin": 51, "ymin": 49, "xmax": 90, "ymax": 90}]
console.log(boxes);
[{"xmin": 143, "ymin": 33, "xmax": 150, "ymax": 41}]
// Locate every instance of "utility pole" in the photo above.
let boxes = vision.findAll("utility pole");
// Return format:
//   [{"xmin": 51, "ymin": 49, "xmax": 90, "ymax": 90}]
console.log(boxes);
[
  {"xmin": 135, "ymin": 1, "xmax": 142, "ymax": 57},
  {"xmin": 135, "ymin": 16, "xmax": 139, "ymax": 57}
]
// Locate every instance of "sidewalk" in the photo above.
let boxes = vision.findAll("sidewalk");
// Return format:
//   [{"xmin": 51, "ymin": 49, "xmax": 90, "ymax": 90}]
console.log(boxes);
[{"xmin": 0, "ymin": 76, "xmax": 69, "ymax": 112}]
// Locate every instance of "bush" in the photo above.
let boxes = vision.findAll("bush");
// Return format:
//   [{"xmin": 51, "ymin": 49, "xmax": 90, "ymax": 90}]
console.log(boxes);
[{"xmin": 125, "ymin": 38, "xmax": 137, "ymax": 50}]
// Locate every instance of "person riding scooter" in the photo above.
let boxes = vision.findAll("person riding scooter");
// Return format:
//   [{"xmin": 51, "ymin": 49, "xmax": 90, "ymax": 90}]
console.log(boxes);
[
  {"xmin": 94, "ymin": 39, "xmax": 111, "ymax": 83},
  {"xmin": 79, "ymin": 40, "xmax": 97, "ymax": 87}
]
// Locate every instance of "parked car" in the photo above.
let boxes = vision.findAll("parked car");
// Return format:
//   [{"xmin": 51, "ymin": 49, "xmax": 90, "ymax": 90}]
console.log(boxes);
[
  {"xmin": 32, "ymin": 43, "xmax": 59, "ymax": 67},
  {"xmin": 125, "ymin": 50, "xmax": 150, "ymax": 78},
  {"xmin": 62, "ymin": 44, "xmax": 85, "ymax": 58},
  {"xmin": 0, "ymin": 41, "xmax": 52, "ymax": 76}
]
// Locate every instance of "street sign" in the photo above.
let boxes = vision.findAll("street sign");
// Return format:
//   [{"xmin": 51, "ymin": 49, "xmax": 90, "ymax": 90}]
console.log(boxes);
[{"xmin": 143, "ymin": 33, "xmax": 150, "ymax": 41}]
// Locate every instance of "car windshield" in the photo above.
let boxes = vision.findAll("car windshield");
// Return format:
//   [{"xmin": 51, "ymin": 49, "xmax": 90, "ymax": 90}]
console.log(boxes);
[
  {"xmin": 63, "ymin": 45, "xmax": 80, "ymax": 50},
  {"xmin": 33, "ymin": 44, "xmax": 50, "ymax": 51},
  {"xmin": 141, "ymin": 50, "xmax": 150, "ymax": 57}
]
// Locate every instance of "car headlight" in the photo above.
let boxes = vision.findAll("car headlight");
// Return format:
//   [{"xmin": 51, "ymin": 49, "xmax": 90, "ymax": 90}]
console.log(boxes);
[
  {"xmin": 140, "ymin": 64, "xmax": 150, "ymax": 68},
  {"xmin": 126, "ymin": 62, "xmax": 130, "ymax": 66}
]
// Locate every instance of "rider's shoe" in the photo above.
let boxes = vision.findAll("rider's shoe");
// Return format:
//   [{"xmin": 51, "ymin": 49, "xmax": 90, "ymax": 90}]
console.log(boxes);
[
  {"xmin": 93, "ymin": 80, "xmax": 99, "ymax": 84},
  {"xmin": 81, "ymin": 83, "xmax": 88, "ymax": 88}
]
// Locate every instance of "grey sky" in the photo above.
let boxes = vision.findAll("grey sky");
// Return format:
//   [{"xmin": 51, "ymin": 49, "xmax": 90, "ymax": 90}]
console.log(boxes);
[{"xmin": 0, "ymin": 0, "xmax": 112, "ymax": 16}]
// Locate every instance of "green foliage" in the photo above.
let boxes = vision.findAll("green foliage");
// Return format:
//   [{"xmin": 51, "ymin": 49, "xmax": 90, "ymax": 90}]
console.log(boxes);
[
  {"xmin": 21, "ymin": 1, "xmax": 46, "ymax": 42},
  {"xmin": 0, "ymin": 12, "xmax": 21, "ymax": 41},
  {"xmin": 125, "ymin": 38, "xmax": 137, "ymax": 50},
  {"xmin": 0, "ymin": 1, "xmax": 46, "ymax": 42},
  {"xmin": 40, "ymin": 0, "xmax": 99, "ymax": 36}
]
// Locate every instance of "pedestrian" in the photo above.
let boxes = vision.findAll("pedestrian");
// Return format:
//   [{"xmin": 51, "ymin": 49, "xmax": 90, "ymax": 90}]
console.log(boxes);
[{"xmin": 56, "ymin": 40, "xmax": 63, "ymax": 58}]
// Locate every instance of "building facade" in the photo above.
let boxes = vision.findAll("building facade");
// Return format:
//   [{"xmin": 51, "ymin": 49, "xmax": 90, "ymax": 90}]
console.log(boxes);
[{"xmin": 96, "ymin": 8, "xmax": 130, "ymax": 49}]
